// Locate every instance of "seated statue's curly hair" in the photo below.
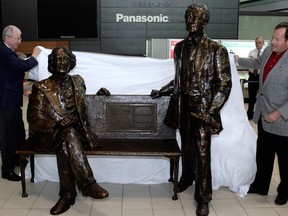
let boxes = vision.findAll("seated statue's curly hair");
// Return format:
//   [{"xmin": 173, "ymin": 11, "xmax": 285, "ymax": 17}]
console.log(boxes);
[{"xmin": 47, "ymin": 46, "xmax": 76, "ymax": 73}]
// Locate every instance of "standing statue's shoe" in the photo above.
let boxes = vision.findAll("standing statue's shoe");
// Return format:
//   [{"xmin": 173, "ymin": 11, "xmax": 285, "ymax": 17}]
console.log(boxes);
[
  {"xmin": 50, "ymin": 195, "xmax": 75, "ymax": 215},
  {"xmin": 196, "ymin": 203, "xmax": 209, "ymax": 216},
  {"xmin": 82, "ymin": 183, "xmax": 109, "ymax": 199}
]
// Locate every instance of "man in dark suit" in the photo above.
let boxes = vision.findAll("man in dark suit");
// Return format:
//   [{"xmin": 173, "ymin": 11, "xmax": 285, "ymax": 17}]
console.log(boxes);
[
  {"xmin": 27, "ymin": 46, "xmax": 109, "ymax": 215},
  {"xmin": 151, "ymin": 4, "xmax": 232, "ymax": 216},
  {"xmin": 0, "ymin": 25, "xmax": 40, "ymax": 181}
]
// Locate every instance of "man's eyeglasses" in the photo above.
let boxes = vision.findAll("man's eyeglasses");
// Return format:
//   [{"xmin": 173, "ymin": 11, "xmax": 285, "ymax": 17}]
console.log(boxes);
[{"xmin": 8, "ymin": 36, "xmax": 22, "ymax": 42}]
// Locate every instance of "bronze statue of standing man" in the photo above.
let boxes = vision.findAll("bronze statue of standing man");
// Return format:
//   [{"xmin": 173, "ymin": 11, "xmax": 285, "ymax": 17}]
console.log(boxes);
[{"xmin": 151, "ymin": 4, "xmax": 232, "ymax": 216}]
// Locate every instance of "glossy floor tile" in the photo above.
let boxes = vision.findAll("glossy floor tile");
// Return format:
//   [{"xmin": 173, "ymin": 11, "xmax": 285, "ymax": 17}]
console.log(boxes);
[{"xmin": 0, "ymin": 176, "xmax": 288, "ymax": 216}]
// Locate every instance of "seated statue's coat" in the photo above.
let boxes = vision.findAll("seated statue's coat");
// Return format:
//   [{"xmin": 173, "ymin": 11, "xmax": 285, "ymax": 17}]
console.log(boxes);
[{"xmin": 27, "ymin": 75, "xmax": 96, "ymax": 152}]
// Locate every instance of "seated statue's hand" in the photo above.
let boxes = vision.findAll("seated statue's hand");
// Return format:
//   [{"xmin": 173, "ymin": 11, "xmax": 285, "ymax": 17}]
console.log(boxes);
[
  {"xmin": 96, "ymin": 87, "xmax": 111, "ymax": 96},
  {"xmin": 61, "ymin": 118, "xmax": 73, "ymax": 127},
  {"xmin": 150, "ymin": 89, "xmax": 161, "ymax": 99},
  {"xmin": 55, "ymin": 117, "xmax": 76, "ymax": 129},
  {"xmin": 85, "ymin": 132, "xmax": 99, "ymax": 149}
]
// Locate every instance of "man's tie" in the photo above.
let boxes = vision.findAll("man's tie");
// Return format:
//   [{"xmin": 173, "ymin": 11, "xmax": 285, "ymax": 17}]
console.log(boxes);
[{"xmin": 253, "ymin": 50, "xmax": 260, "ymax": 74}]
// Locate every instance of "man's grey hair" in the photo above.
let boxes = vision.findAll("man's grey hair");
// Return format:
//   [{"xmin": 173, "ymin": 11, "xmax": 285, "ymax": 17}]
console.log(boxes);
[
  {"xmin": 255, "ymin": 36, "xmax": 264, "ymax": 41},
  {"xmin": 2, "ymin": 25, "xmax": 21, "ymax": 40}
]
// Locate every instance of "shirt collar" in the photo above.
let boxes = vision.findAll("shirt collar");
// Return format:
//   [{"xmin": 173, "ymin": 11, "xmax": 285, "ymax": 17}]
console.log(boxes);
[
  {"xmin": 4, "ymin": 42, "xmax": 13, "ymax": 51},
  {"xmin": 272, "ymin": 49, "xmax": 287, "ymax": 58}
]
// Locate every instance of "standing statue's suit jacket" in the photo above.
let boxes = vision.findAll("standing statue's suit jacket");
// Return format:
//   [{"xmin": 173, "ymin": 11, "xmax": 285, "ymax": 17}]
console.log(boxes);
[
  {"xmin": 164, "ymin": 34, "xmax": 232, "ymax": 135},
  {"xmin": 239, "ymin": 46, "xmax": 288, "ymax": 136},
  {"xmin": 27, "ymin": 75, "xmax": 95, "ymax": 151}
]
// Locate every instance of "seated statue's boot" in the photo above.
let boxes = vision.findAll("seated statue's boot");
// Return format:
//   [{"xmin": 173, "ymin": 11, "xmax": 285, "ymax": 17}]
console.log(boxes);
[
  {"xmin": 82, "ymin": 182, "xmax": 109, "ymax": 199},
  {"xmin": 196, "ymin": 203, "xmax": 209, "ymax": 216},
  {"xmin": 50, "ymin": 195, "xmax": 75, "ymax": 215}
]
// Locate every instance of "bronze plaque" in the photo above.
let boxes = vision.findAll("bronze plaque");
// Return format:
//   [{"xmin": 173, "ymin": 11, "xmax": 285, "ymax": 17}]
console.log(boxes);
[{"xmin": 106, "ymin": 103, "xmax": 157, "ymax": 132}]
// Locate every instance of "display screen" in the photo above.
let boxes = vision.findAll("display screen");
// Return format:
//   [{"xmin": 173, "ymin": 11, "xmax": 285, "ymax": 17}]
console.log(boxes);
[
  {"xmin": 220, "ymin": 39, "xmax": 269, "ymax": 58},
  {"xmin": 37, "ymin": 0, "xmax": 98, "ymax": 39}
]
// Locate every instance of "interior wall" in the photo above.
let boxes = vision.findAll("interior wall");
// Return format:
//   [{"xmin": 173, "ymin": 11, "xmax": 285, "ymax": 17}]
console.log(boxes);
[
  {"xmin": 1, "ymin": 0, "xmax": 239, "ymax": 55},
  {"xmin": 239, "ymin": 0, "xmax": 288, "ymax": 12},
  {"xmin": 238, "ymin": 14, "xmax": 288, "ymax": 41},
  {"xmin": 99, "ymin": 0, "xmax": 239, "ymax": 55},
  {"xmin": 1, "ymin": 0, "xmax": 37, "ymax": 41},
  {"xmin": 238, "ymin": 0, "xmax": 288, "ymax": 41}
]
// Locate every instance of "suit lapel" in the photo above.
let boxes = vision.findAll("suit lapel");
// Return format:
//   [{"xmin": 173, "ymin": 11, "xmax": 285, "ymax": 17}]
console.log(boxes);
[
  {"xmin": 262, "ymin": 49, "xmax": 288, "ymax": 87},
  {"xmin": 194, "ymin": 35, "xmax": 208, "ymax": 73},
  {"xmin": 41, "ymin": 79, "xmax": 64, "ymax": 116}
]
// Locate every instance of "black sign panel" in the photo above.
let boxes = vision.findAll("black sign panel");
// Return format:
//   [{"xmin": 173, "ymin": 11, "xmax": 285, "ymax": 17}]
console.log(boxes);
[
  {"xmin": 37, "ymin": 0, "xmax": 98, "ymax": 39},
  {"xmin": 106, "ymin": 103, "xmax": 157, "ymax": 132}
]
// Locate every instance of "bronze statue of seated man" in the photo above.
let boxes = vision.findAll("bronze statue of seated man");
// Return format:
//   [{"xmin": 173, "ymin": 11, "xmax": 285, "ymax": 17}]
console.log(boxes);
[{"xmin": 27, "ymin": 46, "xmax": 109, "ymax": 215}]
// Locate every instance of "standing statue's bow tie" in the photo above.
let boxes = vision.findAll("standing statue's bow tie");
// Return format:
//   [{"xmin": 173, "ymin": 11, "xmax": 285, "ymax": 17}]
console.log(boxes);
[{"xmin": 187, "ymin": 36, "xmax": 196, "ymax": 44}]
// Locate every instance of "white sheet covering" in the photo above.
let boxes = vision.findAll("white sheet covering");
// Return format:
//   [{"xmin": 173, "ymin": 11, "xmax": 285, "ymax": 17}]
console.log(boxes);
[{"xmin": 26, "ymin": 46, "xmax": 257, "ymax": 197}]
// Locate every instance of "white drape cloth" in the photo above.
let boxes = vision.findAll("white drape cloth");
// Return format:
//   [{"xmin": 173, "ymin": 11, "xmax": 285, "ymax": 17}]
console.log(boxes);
[{"xmin": 26, "ymin": 47, "xmax": 257, "ymax": 197}]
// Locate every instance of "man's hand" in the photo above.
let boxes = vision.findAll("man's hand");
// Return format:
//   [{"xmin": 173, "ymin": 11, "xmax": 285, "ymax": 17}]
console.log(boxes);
[
  {"xmin": 263, "ymin": 110, "xmax": 281, "ymax": 123},
  {"xmin": 32, "ymin": 46, "xmax": 41, "ymax": 58},
  {"xmin": 234, "ymin": 55, "xmax": 240, "ymax": 63}
]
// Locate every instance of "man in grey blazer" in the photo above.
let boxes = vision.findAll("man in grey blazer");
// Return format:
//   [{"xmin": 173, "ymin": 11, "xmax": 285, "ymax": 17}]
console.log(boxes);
[{"xmin": 234, "ymin": 22, "xmax": 288, "ymax": 206}]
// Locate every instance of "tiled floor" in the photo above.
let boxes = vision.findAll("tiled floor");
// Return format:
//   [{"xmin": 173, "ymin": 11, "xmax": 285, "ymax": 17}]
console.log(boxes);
[
  {"xmin": 1, "ymin": 102, "xmax": 288, "ymax": 216},
  {"xmin": 0, "ymin": 159, "xmax": 287, "ymax": 216}
]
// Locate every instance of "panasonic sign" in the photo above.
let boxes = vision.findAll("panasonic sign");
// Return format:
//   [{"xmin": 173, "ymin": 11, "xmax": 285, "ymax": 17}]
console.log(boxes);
[{"xmin": 116, "ymin": 13, "xmax": 169, "ymax": 23}]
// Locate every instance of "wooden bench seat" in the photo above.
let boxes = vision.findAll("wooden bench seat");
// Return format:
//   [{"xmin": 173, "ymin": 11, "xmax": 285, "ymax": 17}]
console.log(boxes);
[{"xmin": 17, "ymin": 95, "xmax": 181, "ymax": 200}]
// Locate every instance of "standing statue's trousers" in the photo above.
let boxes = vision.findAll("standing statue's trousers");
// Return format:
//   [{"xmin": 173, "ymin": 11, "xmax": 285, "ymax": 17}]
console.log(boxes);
[{"xmin": 180, "ymin": 95, "xmax": 212, "ymax": 204}]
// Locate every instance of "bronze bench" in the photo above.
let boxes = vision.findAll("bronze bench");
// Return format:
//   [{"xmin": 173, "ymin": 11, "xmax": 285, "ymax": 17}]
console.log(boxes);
[{"xmin": 17, "ymin": 95, "xmax": 181, "ymax": 200}]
